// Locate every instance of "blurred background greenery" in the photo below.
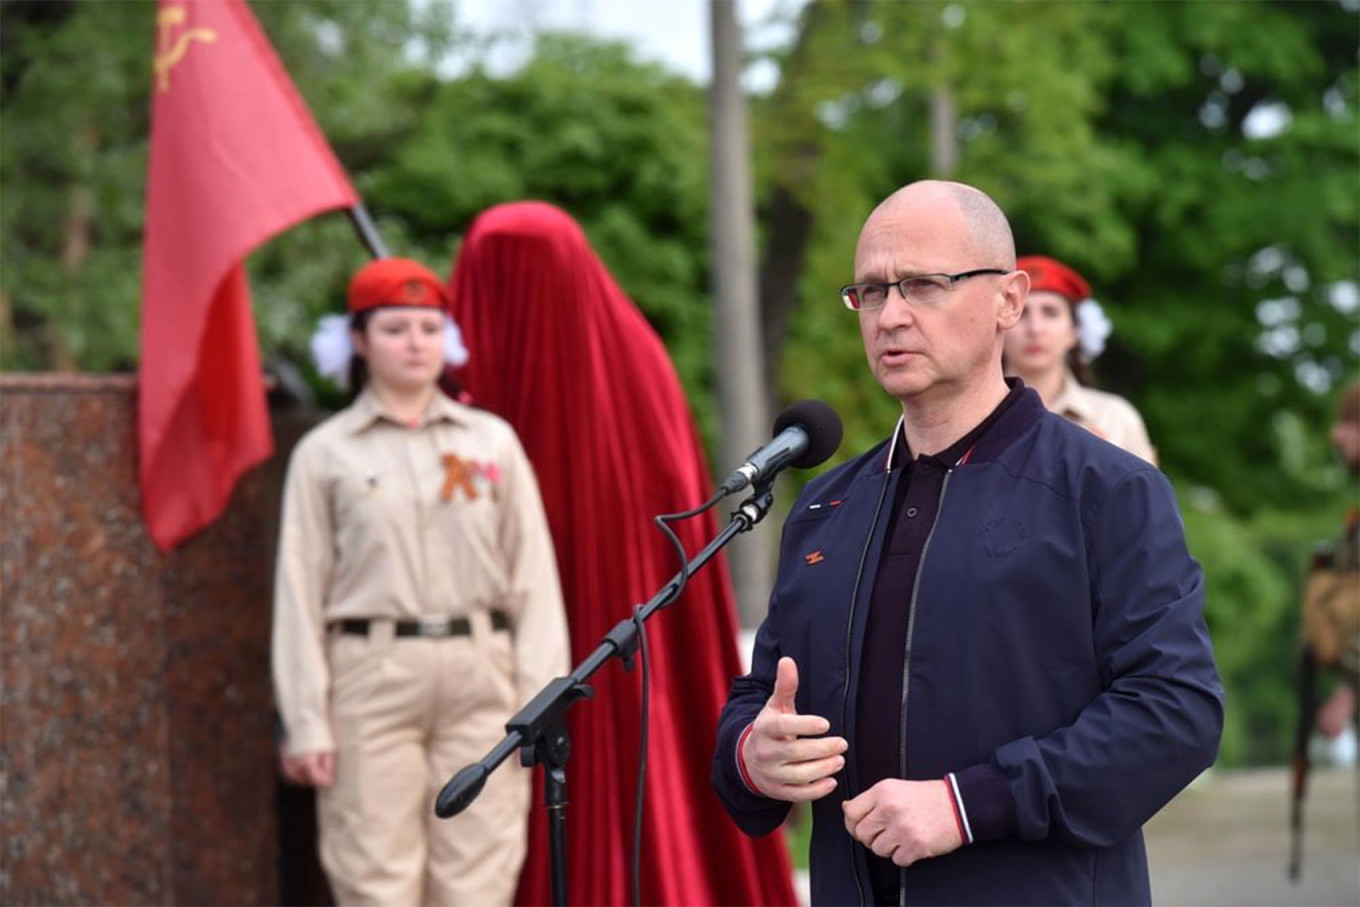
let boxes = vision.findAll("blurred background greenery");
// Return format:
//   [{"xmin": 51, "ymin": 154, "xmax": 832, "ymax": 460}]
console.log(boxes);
[{"xmin": 1, "ymin": 0, "xmax": 1356, "ymax": 768}]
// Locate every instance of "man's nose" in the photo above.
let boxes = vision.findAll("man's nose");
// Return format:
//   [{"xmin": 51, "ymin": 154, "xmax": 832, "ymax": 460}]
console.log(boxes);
[{"xmin": 876, "ymin": 284, "xmax": 915, "ymax": 326}]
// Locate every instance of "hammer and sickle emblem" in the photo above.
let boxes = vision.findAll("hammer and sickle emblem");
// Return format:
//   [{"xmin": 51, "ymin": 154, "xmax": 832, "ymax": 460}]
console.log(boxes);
[
  {"xmin": 403, "ymin": 280, "xmax": 429, "ymax": 305},
  {"xmin": 155, "ymin": 6, "xmax": 218, "ymax": 93},
  {"xmin": 441, "ymin": 454, "xmax": 480, "ymax": 503}
]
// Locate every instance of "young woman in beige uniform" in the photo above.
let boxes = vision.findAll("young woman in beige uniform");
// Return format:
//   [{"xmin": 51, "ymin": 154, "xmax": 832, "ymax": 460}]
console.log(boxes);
[
  {"xmin": 1005, "ymin": 255, "xmax": 1157, "ymax": 464},
  {"xmin": 272, "ymin": 257, "xmax": 569, "ymax": 906}
]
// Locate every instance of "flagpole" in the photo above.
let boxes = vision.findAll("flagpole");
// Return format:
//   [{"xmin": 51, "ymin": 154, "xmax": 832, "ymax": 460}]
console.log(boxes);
[{"xmin": 346, "ymin": 203, "xmax": 389, "ymax": 259}]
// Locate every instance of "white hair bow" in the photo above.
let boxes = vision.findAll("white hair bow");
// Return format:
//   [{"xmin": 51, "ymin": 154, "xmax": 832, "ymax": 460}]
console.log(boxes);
[{"xmin": 1074, "ymin": 298, "xmax": 1112, "ymax": 361}]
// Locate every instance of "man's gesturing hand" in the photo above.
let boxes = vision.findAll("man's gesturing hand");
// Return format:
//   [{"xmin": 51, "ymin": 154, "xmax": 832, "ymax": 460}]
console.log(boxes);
[
  {"xmin": 842, "ymin": 779, "xmax": 962, "ymax": 866},
  {"xmin": 741, "ymin": 656, "xmax": 847, "ymax": 802}
]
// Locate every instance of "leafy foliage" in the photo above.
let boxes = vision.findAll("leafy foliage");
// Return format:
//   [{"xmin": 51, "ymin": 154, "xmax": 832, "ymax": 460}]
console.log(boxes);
[
  {"xmin": 755, "ymin": 0, "xmax": 1358, "ymax": 766},
  {"xmin": 0, "ymin": 0, "xmax": 452, "ymax": 370},
  {"xmin": 1, "ymin": 0, "xmax": 156, "ymax": 369},
  {"xmin": 762, "ymin": 1, "xmax": 1357, "ymax": 509},
  {"xmin": 360, "ymin": 35, "xmax": 715, "ymax": 433}
]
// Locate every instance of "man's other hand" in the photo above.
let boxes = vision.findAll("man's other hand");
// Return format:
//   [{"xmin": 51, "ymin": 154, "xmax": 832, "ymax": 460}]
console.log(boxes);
[{"xmin": 843, "ymin": 778, "xmax": 963, "ymax": 866}]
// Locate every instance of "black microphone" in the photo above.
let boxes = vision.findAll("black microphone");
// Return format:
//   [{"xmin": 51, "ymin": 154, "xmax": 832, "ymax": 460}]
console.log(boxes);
[{"xmin": 718, "ymin": 400, "xmax": 843, "ymax": 495}]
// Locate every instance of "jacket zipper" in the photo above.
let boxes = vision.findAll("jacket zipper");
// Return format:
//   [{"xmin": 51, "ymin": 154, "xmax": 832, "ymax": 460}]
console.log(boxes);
[
  {"xmin": 843, "ymin": 468, "xmax": 894, "ymax": 907},
  {"xmin": 897, "ymin": 469, "xmax": 951, "ymax": 907}
]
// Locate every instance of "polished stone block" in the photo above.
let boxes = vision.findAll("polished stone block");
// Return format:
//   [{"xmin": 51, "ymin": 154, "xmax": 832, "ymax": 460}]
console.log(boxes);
[{"xmin": 0, "ymin": 373, "xmax": 286, "ymax": 905}]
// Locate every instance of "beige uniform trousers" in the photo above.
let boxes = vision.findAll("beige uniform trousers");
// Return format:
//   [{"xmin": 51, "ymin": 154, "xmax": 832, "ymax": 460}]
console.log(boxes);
[{"xmin": 318, "ymin": 614, "xmax": 529, "ymax": 906}]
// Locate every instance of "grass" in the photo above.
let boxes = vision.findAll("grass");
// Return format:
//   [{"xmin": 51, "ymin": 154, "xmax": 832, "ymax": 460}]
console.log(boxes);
[{"xmin": 783, "ymin": 802, "xmax": 813, "ymax": 870}]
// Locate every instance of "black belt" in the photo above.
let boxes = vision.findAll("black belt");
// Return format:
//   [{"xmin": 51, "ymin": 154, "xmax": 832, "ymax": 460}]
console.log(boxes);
[{"xmin": 333, "ymin": 610, "xmax": 511, "ymax": 639}]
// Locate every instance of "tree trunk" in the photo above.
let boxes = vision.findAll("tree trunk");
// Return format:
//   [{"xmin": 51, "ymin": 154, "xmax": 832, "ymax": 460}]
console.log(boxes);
[
  {"xmin": 708, "ymin": 0, "xmax": 771, "ymax": 628},
  {"xmin": 754, "ymin": 2, "xmax": 838, "ymax": 413},
  {"xmin": 930, "ymin": 82, "xmax": 958, "ymax": 177},
  {"xmin": 757, "ymin": 183, "xmax": 814, "ymax": 408},
  {"xmin": 51, "ymin": 121, "xmax": 98, "ymax": 370}
]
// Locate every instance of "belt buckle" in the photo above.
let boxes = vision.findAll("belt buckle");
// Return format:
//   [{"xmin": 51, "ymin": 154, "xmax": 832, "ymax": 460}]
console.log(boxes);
[{"xmin": 418, "ymin": 615, "xmax": 451, "ymax": 637}]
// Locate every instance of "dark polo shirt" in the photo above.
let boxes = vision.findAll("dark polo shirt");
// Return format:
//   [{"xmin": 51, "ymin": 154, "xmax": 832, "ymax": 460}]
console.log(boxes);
[{"xmin": 856, "ymin": 379, "xmax": 1025, "ymax": 904}]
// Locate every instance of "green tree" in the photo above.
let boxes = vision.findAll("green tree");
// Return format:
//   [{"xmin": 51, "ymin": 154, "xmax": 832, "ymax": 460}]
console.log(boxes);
[
  {"xmin": 348, "ymin": 35, "xmax": 717, "ymax": 434},
  {"xmin": 2, "ymin": 0, "xmax": 157, "ymax": 369},
  {"xmin": 0, "ymin": 0, "xmax": 453, "ymax": 370},
  {"xmin": 757, "ymin": 1, "xmax": 1357, "ymax": 506},
  {"xmin": 753, "ymin": 0, "xmax": 1150, "ymax": 457},
  {"xmin": 1, "ymin": 7, "xmax": 719, "ymax": 436},
  {"xmin": 1094, "ymin": 0, "xmax": 1358, "ymax": 516},
  {"xmin": 754, "ymin": 0, "xmax": 1357, "ymax": 766}
]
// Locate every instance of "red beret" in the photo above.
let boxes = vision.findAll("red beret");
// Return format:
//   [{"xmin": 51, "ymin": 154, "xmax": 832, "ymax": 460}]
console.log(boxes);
[
  {"xmin": 1017, "ymin": 255, "xmax": 1090, "ymax": 304},
  {"xmin": 347, "ymin": 258, "xmax": 449, "ymax": 314}
]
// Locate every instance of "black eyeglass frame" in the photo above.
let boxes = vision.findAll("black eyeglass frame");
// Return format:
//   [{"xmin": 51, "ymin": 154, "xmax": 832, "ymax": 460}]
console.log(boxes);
[{"xmin": 840, "ymin": 268, "xmax": 1010, "ymax": 311}]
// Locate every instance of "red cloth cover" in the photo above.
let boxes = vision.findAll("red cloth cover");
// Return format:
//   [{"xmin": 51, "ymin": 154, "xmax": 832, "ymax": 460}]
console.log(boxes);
[
  {"xmin": 449, "ymin": 202, "xmax": 797, "ymax": 906},
  {"xmin": 139, "ymin": 0, "xmax": 357, "ymax": 550}
]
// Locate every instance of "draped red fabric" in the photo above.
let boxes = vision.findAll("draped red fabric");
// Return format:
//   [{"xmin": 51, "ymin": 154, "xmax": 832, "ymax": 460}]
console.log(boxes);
[{"xmin": 449, "ymin": 202, "xmax": 797, "ymax": 906}]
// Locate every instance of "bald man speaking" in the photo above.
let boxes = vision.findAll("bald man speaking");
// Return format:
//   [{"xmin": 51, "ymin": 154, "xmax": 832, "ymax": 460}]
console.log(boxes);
[{"xmin": 712, "ymin": 181, "xmax": 1222, "ymax": 905}]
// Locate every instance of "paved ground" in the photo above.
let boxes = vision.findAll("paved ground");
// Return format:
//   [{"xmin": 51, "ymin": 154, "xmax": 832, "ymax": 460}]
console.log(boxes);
[{"xmin": 1145, "ymin": 766, "xmax": 1359, "ymax": 907}]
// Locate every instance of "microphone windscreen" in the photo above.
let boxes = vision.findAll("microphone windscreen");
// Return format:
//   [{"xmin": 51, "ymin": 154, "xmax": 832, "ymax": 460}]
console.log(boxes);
[{"xmin": 774, "ymin": 399, "xmax": 843, "ymax": 469}]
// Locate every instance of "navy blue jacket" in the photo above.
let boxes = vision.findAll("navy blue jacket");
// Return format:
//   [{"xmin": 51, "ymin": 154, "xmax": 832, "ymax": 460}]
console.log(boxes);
[{"xmin": 713, "ymin": 390, "xmax": 1223, "ymax": 905}]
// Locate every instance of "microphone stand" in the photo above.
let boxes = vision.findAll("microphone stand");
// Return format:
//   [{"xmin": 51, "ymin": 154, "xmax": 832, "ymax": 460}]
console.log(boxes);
[{"xmin": 434, "ymin": 481, "xmax": 777, "ymax": 907}]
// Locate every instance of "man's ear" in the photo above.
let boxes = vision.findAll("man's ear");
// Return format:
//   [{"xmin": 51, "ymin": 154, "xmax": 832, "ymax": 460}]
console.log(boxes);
[{"xmin": 997, "ymin": 270, "xmax": 1029, "ymax": 331}]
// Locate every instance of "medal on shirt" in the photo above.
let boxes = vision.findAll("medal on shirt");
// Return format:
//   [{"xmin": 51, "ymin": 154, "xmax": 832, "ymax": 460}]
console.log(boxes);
[{"xmin": 441, "ymin": 454, "xmax": 501, "ymax": 502}]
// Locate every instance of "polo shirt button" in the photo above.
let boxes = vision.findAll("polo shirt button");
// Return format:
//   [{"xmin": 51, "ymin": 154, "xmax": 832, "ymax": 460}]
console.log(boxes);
[{"xmin": 906, "ymin": 507, "xmax": 919, "ymax": 518}]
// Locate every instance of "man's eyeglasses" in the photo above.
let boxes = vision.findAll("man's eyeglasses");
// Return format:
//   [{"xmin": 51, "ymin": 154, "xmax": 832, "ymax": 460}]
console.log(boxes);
[{"xmin": 840, "ymin": 269, "xmax": 1009, "ymax": 311}]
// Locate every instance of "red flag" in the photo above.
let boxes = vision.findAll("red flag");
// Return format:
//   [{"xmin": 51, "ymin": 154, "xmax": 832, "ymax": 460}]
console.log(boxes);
[{"xmin": 139, "ymin": 0, "xmax": 357, "ymax": 551}]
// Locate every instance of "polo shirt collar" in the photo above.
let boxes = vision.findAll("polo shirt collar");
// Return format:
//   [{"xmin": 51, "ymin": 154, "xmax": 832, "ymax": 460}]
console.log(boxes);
[{"xmin": 883, "ymin": 378, "xmax": 1042, "ymax": 471}]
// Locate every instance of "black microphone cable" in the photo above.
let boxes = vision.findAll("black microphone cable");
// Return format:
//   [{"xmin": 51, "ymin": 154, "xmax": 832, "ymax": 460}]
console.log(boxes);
[
  {"xmin": 625, "ymin": 489, "xmax": 723, "ymax": 907},
  {"xmin": 623, "ymin": 404, "xmax": 838, "ymax": 903},
  {"xmin": 628, "ymin": 600, "xmax": 650, "ymax": 907},
  {"xmin": 654, "ymin": 490, "xmax": 723, "ymax": 608}
]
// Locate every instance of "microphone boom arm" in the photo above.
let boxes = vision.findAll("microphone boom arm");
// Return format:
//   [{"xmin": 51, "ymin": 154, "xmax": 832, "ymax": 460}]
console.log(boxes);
[{"xmin": 434, "ymin": 483, "xmax": 777, "ymax": 906}]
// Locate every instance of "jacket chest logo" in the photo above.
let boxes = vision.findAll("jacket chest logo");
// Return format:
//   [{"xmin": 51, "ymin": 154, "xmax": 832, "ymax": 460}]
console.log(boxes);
[
  {"xmin": 804, "ymin": 550, "xmax": 825, "ymax": 566},
  {"xmin": 979, "ymin": 518, "xmax": 1027, "ymax": 557}
]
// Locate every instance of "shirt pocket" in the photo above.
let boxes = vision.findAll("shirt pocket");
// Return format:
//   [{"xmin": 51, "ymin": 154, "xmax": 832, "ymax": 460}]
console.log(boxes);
[
  {"xmin": 328, "ymin": 470, "xmax": 399, "ymax": 558},
  {"xmin": 434, "ymin": 453, "xmax": 509, "ymax": 595}
]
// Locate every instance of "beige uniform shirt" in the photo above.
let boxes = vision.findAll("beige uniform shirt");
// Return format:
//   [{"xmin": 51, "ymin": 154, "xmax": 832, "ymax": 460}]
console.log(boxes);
[
  {"xmin": 273, "ymin": 389, "xmax": 569, "ymax": 755},
  {"xmin": 1050, "ymin": 370, "xmax": 1157, "ymax": 465}
]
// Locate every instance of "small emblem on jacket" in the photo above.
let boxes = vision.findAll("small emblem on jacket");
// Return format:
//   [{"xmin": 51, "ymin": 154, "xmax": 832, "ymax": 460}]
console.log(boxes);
[
  {"xmin": 979, "ymin": 518, "xmax": 1027, "ymax": 557},
  {"xmin": 441, "ymin": 454, "xmax": 502, "ymax": 502},
  {"xmin": 804, "ymin": 550, "xmax": 825, "ymax": 565}
]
